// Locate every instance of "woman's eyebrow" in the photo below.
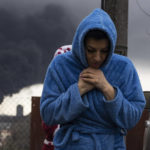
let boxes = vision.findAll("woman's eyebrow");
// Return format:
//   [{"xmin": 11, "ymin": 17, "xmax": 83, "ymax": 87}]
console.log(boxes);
[
  {"xmin": 86, "ymin": 45, "xmax": 96, "ymax": 50},
  {"xmin": 87, "ymin": 45, "xmax": 109, "ymax": 51}
]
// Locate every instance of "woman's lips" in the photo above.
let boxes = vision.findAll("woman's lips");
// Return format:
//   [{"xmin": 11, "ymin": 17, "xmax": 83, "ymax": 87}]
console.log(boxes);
[{"xmin": 91, "ymin": 63, "xmax": 101, "ymax": 68}]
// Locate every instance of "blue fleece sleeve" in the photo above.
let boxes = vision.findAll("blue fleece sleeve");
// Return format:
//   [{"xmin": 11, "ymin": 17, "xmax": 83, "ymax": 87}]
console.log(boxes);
[
  {"xmin": 103, "ymin": 62, "xmax": 146, "ymax": 130},
  {"xmin": 40, "ymin": 64, "xmax": 89, "ymax": 126}
]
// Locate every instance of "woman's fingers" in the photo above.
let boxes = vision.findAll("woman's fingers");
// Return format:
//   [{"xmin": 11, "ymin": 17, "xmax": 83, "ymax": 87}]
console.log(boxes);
[
  {"xmin": 81, "ymin": 68, "xmax": 96, "ymax": 75},
  {"xmin": 80, "ymin": 72, "xmax": 95, "ymax": 78},
  {"xmin": 81, "ymin": 77, "xmax": 94, "ymax": 83}
]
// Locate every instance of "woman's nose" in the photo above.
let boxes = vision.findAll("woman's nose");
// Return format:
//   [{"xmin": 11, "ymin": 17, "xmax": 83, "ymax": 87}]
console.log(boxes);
[{"xmin": 94, "ymin": 52, "xmax": 102, "ymax": 62}]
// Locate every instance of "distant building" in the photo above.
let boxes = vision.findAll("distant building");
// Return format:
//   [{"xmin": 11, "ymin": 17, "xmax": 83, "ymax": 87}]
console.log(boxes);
[{"xmin": 16, "ymin": 105, "xmax": 23, "ymax": 117}]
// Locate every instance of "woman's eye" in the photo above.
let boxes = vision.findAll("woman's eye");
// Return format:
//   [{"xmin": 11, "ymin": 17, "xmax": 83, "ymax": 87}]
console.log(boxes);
[
  {"xmin": 101, "ymin": 50, "xmax": 109, "ymax": 53},
  {"xmin": 86, "ymin": 48, "xmax": 109, "ymax": 53},
  {"xmin": 87, "ymin": 49, "xmax": 95, "ymax": 53}
]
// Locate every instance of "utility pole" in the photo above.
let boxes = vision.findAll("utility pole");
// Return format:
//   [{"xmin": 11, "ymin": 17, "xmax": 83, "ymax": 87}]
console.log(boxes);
[{"xmin": 101, "ymin": 0, "xmax": 128, "ymax": 56}]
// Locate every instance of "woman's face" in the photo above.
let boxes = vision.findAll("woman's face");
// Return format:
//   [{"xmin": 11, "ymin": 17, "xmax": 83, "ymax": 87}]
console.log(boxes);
[{"xmin": 85, "ymin": 38, "xmax": 109, "ymax": 69}]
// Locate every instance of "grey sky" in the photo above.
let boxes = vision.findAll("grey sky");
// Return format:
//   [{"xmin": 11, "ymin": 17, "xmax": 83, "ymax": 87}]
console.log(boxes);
[{"xmin": 128, "ymin": 0, "xmax": 150, "ymax": 90}]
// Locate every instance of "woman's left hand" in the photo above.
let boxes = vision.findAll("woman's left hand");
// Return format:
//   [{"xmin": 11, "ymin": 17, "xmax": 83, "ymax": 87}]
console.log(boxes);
[
  {"xmin": 80, "ymin": 67, "xmax": 109, "ymax": 92},
  {"xmin": 80, "ymin": 67, "xmax": 116, "ymax": 100}
]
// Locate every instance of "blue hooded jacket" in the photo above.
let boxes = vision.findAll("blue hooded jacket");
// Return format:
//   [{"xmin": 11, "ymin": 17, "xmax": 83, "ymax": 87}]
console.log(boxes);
[{"xmin": 40, "ymin": 8, "xmax": 146, "ymax": 150}]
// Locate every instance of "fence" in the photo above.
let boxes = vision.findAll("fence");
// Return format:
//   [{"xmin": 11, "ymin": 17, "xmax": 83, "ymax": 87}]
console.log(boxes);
[{"xmin": 0, "ymin": 97, "xmax": 31, "ymax": 150}]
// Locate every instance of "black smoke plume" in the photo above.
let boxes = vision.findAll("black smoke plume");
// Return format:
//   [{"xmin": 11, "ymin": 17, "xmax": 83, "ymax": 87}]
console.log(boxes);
[{"xmin": 0, "ymin": 4, "xmax": 75, "ymax": 102}]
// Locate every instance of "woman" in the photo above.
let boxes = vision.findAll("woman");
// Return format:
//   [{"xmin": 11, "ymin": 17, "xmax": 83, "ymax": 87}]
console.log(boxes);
[{"xmin": 40, "ymin": 8, "xmax": 146, "ymax": 150}]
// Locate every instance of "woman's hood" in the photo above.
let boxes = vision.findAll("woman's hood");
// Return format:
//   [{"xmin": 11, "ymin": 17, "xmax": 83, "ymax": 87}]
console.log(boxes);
[{"xmin": 72, "ymin": 8, "xmax": 117, "ymax": 68}]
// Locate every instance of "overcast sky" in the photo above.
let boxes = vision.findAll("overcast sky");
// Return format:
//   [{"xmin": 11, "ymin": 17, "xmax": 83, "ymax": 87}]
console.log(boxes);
[
  {"xmin": 0, "ymin": 0, "xmax": 149, "ymax": 93},
  {"xmin": 128, "ymin": 0, "xmax": 150, "ymax": 90}
]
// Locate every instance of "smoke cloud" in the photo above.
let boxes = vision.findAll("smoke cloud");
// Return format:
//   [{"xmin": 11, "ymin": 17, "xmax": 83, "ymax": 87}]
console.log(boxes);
[{"xmin": 0, "ymin": 4, "xmax": 75, "ymax": 102}]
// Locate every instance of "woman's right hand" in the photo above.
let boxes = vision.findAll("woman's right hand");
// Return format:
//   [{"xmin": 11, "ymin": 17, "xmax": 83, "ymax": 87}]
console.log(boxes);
[{"xmin": 78, "ymin": 76, "xmax": 94, "ymax": 96}]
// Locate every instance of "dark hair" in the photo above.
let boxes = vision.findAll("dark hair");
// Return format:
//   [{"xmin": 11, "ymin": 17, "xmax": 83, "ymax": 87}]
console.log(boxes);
[{"xmin": 84, "ymin": 29, "xmax": 110, "ymax": 46}]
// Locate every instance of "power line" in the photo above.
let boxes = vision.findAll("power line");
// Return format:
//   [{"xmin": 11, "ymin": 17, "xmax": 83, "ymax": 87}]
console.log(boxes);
[
  {"xmin": 136, "ymin": 0, "xmax": 150, "ymax": 37},
  {"xmin": 136, "ymin": 0, "xmax": 150, "ymax": 17}
]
